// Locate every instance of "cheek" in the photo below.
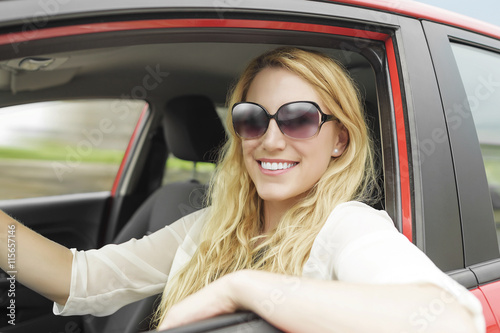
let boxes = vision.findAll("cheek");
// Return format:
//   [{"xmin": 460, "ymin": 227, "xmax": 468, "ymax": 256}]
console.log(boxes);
[
  {"xmin": 241, "ymin": 140, "xmax": 253, "ymax": 157},
  {"xmin": 295, "ymin": 137, "xmax": 335, "ymax": 172},
  {"xmin": 306, "ymin": 148, "xmax": 334, "ymax": 184},
  {"xmin": 309, "ymin": 147, "xmax": 333, "ymax": 169},
  {"xmin": 241, "ymin": 140, "xmax": 257, "ymax": 166}
]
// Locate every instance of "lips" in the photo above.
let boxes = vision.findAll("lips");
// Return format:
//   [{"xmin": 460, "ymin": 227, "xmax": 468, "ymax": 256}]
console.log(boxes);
[{"xmin": 257, "ymin": 158, "xmax": 299, "ymax": 173}]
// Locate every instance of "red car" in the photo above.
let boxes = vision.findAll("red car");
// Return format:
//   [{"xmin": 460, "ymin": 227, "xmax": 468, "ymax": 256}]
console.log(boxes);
[{"xmin": 0, "ymin": 0, "xmax": 499, "ymax": 332}]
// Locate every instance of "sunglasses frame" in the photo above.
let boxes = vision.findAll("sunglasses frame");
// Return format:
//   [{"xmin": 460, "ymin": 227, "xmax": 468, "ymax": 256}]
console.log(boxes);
[{"xmin": 231, "ymin": 100, "xmax": 338, "ymax": 139}]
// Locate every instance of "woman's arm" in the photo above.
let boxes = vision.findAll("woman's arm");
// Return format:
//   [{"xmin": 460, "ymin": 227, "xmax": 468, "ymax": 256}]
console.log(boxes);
[
  {"xmin": 0, "ymin": 210, "xmax": 72, "ymax": 305},
  {"xmin": 158, "ymin": 270, "xmax": 479, "ymax": 333}
]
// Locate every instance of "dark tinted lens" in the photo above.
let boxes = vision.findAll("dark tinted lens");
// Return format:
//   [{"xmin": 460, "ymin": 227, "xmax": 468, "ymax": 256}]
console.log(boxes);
[
  {"xmin": 277, "ymin": 102, "xmax": 320, "ymax": 138},
  {"xmin": 232, "ymin": 103, "xmax": 269, "ymax": 139}
]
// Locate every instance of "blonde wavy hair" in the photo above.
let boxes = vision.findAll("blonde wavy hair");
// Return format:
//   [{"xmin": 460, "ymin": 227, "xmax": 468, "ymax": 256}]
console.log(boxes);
[{"xmin": 154, "ymin": 47, "xmax": 380, "ymax": 327}]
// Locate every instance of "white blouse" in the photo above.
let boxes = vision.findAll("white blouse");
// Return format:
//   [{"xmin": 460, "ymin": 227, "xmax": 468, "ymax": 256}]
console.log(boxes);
[{"xmin": 53, "ymin": 201, "xmax": 485, "ymax": 332}]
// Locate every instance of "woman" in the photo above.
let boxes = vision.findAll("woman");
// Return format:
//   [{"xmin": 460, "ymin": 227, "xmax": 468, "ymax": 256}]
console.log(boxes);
[{"xmin": 0, "ymin": 47, "xmax": 484, "ymax": 333}]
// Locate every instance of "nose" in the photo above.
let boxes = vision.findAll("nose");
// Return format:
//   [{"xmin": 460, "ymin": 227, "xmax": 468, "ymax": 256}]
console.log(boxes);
[{"xmin": 261, "ymin": 119, "xmax": 286, "ymax": 151}]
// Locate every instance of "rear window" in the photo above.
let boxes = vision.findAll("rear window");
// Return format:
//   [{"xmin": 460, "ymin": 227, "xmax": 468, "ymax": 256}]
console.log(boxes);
[
  {"xmin": 0, "ymin": 99, "xmax": 145, "ymax": 200},
  {"xmin": 451, "ymin": 42, "xmax": 500, "ymax": 248}
]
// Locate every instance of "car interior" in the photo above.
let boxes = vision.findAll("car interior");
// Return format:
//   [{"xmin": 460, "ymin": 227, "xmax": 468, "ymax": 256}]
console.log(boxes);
[{"xmin": 0, "ymin": 27, "xmax": 390, "ymax": 332}]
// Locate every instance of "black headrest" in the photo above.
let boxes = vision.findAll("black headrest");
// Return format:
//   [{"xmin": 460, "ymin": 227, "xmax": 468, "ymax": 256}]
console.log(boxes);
[{"xmin": 163, "ymin": 95, "xmax": 226, "ymax": 163}]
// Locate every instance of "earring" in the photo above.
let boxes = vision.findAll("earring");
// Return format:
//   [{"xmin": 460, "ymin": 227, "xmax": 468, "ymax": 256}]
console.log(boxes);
[{"xmin": 333, "ymin": 148, "xmax": 339, "ymax": 154}]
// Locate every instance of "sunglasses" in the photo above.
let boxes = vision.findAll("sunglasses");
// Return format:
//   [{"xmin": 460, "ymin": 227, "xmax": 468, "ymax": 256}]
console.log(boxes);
[{"xmin": 232, "ymin": 101, "xmax": 337, "ymax": 139}]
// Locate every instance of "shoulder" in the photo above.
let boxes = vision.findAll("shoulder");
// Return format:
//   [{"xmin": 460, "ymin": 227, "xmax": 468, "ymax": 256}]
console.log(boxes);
[
  {"xmin": 170, "ymin": 207, "xmax": 211, "ymax": 230},
  {"xmin": 179, "ymin": 207, "xmax": 210, "ymax": 226},
  {"xmin": 329, "ymin": 201, "xmax": 392, "ymax": 220},
  {"xmin": 311, "ymin": 201, "xmax": 400, "ymax": 262},
  {"xmin": 174, "ymin": 206, "xmax": 211, "ymax": 242},
  {"xmin": 152, "ymin": 207, "xmax": 210, "ymax": 245},
  {"xmin": 305, "ymin": 201, "xmax": 400, "ymax": 280},
  {"xmin": 321, "ymin": 201, "xmax": 396, "ymax": 236}
]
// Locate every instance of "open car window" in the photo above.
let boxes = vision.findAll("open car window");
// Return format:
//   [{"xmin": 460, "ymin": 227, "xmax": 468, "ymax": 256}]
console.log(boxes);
[
  {"xmin": 450, "ymin": 42, "xmax": 500, "ymax": 249},
  {"xmin": 0, "ymin": 99, "xmax": 145, "ymax": 200}
]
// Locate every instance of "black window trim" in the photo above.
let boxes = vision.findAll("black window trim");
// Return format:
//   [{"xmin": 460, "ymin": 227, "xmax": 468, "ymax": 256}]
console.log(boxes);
[
  {"xmin": 396, "ymin": 16, "xmax": 465, "ymax": 271},
  {"xmin": 0, "ymin": 5, "xmax": 407, "ymax": 241},
  {"xmin": 422, "ymin": 20, "xmax": 500, "ymax": 269}
]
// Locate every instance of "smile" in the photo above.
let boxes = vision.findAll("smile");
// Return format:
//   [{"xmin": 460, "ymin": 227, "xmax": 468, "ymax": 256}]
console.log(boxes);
[{"xmin": 260, "ymin": 161, "xmax": 298, "ymax": 171}]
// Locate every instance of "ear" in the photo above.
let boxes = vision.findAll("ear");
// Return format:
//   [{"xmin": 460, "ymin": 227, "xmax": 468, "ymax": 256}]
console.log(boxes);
[{"xmin": 332, "ymin": 124, "xmax": 349, "ymax": 157}]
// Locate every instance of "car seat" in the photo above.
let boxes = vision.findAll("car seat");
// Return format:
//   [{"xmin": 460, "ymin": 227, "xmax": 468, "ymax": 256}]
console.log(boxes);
[{"xmin": 81, "ymin": 95, "xmax": 226, "ymax": 333}]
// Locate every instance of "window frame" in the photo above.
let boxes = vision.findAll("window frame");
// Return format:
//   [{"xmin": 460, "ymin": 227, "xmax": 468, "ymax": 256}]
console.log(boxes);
[
  {"xmin": 392, "ymin": 16, "xmax": 466, "ymax": 271},
  {"xmin": 423, "ymin": 21, "xmax": 500, "ymax": 268},
  {"xmin": 0, "ymin": 99, "xmax": 148, "ymax": 201},
  {"xmin": 0, "ymin": 1, "xmax": 496, "ymax": 331},
  {"xmin": 0, "ymin": 4, "xmax": 414, "ymax": 242}
]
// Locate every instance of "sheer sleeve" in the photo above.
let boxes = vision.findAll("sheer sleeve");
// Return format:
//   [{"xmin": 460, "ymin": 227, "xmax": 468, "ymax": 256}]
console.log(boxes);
[
  {"xmin": 303, "ymin": 201, "xmax": 485, "ymax": 333},
  {"xmin": 53, "ymin": 208, "xmax": 207, "ymax": 317}
]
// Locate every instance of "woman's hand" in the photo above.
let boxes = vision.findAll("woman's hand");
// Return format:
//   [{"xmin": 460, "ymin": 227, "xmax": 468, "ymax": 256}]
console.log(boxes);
[
  {"xmin": 157, "ymin": 269, "xmax": 478, "ymax": 333},
  {"xmin": 157, "ymin": 269, "xmax": 303, "ymax": 331},
  {"xmin": 157, "ymin": 272, "xmax": 242, "ymax": 331}
]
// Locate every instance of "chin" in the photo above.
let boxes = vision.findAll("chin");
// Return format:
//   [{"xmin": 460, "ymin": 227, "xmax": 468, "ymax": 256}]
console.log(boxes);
[
  {"xmin": 256, "ymin": 190, "xmax": 291, "ymax": 202},
  {"xmin": 256, "ymin": 187, "xmax": 307, "ymax": 204}
]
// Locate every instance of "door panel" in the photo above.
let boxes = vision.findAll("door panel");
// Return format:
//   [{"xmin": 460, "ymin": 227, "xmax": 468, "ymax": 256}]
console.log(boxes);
[
  {"xmin": 479, "ymin": 282, "xmax": 500, "ymax": 330},
  {"xmin": 0, "ymin": 191, "xmax": 110, "ymax": 248},
  {"xmin": 471, "ymin": 289, "xmax": 500, "ymax": 333},
  {"xmin": 0, "ymin": 192, "xmax": 110, "ymax": 328}
]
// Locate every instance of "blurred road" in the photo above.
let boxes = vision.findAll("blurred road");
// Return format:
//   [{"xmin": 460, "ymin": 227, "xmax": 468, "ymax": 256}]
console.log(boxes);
[
  {"xmin": 0, "ymin": 159, "xmax": 117, "ymax": 200},
  {"xmin": 0, "ymin": 159, "xmax": 211, "ymax": 200}
]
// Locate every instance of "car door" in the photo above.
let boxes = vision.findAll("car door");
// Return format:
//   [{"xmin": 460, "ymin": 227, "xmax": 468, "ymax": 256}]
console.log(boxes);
[
  {"xmin": 421, "ymin": 20, "xmax": 500, "ymax": 331},
  {"xmin": 0, "ymin": 1, "xmax": 407, "ymax": 331},
  {"xmin": 2, "ymin": 1, "xmax": 497, "ymax": 332}
]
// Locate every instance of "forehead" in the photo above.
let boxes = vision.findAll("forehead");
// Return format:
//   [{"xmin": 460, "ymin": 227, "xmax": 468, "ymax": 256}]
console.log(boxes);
[{"xmin": 246, "ymin": 68, "xmax": 323, "ymax": 112}]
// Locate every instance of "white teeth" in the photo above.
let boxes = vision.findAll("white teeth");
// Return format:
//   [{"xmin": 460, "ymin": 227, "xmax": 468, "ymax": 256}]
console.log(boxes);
[{"xmin": 261, "ymin": 161, "xmax": 297, "ymax": 170}]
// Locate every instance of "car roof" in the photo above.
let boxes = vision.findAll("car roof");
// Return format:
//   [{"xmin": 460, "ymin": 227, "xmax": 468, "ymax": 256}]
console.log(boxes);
[
  {"xmin": 1, "ymin": 0, "xmax": 499, "ymax": 39},
  {"xmin": 331, "ymin": 0, "xmax": 500, "ymax": 39}
]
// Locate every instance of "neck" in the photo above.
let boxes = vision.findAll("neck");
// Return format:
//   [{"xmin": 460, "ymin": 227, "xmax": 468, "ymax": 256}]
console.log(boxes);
[{"xmin": 262, "ymin": 198, "xmax": 299, "ymax": 234}]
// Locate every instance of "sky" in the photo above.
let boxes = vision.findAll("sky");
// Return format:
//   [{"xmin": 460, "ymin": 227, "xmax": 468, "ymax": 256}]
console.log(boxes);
[{"xmin": 414, "ymin": 0, "xmax": 500, "ymax": 27}]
